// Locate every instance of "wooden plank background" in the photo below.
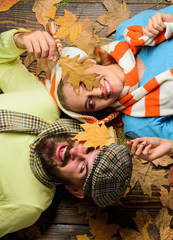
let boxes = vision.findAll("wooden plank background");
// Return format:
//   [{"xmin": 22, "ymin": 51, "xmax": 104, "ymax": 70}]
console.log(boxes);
[{"xmin": 0, "ymin": 0, "xmax": 172, "ymax": 239}]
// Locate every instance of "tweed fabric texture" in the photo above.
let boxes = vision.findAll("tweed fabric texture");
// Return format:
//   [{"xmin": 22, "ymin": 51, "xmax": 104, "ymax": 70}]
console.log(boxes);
[
  {"xmin": 0, "ymin": 109, "xmax": 48, "ymax": 133},
  {"xmin": 83, "ymin": 143, "xmax": 132, "ymax": 207}
]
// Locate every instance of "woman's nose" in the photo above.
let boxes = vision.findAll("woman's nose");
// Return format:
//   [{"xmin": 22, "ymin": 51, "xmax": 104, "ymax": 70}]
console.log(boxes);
[
  {"xmin": 91, "ymin": 87, "xmax": 103, "ymax": 97},
  {"xmin": 80, "ymin": 83, "xmax": 103, "ymax": 97}
]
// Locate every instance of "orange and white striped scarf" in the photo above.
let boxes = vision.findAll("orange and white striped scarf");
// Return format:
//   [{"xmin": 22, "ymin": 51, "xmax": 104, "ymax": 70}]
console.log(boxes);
[{"xmin": 102, "ymin": 22, "xmax": 173, "ymax": 117}]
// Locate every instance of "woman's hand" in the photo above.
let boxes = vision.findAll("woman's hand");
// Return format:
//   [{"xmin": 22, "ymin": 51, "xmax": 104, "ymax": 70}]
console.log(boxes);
[
  {"xmin": 14, "ymin": 31, "xmax": 57, "ymax": 62},
  {"xmin": 127, "ymin": 137, "xmax": 173, "ymax": 161},
  {"xmin": 144, "ymin": 13, "xmax": 173, "ymax": 38}
]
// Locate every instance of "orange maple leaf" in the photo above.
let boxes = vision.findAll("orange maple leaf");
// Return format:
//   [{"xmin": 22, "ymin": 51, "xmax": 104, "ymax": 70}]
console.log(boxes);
[
  {"xmin": 54, "ymin": 9, "xmax": 83, "ymax": 42},
  {"xmin": 32, "ymin": 0, "xmax": 61, "ymax": 28},
  {"xmin": 0, "ymin": 0, "xmax": 20, "ymax": 12},
  {"xmin": 73, "ymin": 123, "xmax": 111, "ymax": 149},
  {"xmin": 76, "ymin": 234, "xmax": 90, "ymax": 240}
]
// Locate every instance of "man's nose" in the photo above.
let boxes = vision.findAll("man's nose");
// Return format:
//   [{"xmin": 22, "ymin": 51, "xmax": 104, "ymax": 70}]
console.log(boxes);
[{"xmin": 70, "ymin": 142, "xmax": 86, "ymax": 161}]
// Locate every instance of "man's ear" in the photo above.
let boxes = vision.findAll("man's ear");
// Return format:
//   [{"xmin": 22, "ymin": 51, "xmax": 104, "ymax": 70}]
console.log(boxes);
[{"xmin": 65, "ymin": 185, "xmax": 85, "ymax": 199}]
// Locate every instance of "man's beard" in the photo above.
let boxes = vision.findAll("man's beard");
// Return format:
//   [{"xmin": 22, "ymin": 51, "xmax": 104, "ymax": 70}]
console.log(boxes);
[{"xmin": 35, "ymin": 134, "xmax": 75, "ymax": 168}]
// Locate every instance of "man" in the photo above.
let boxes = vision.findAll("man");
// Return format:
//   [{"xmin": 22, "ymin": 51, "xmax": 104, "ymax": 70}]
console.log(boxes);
[{"xmin": 0, "ymin": 29, "xmax": 132, "ymax": 237}]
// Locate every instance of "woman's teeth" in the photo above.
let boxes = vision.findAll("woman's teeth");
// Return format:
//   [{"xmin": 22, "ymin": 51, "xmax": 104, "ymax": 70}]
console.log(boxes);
[{"xmin": 105, "ymin": 80, "xmax": 111, "ymax": 97}]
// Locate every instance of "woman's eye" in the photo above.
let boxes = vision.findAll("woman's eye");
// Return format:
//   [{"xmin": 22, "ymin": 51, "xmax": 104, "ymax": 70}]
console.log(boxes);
[
  {"xmin": 88, "ymin": 98, "xmax": 94, "ymax": 110},
  {"xmin": 80, "ymin": 165, "xmax": 85, "ymax": 173}
]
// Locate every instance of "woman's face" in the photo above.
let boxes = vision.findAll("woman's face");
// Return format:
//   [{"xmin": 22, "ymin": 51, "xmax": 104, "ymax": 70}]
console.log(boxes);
[{"xmin": 62, "ymin": 63, "xmax": 125, "ymax": 113}]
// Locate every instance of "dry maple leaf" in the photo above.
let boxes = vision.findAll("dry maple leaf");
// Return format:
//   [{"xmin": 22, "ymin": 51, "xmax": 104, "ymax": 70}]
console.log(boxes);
[
  {"xmin": 152, "ymin": 155, "xmax": 173, "ymax": 167},
  {"xmin": 32, "ymin": 0, "xmax": 61, "ymax": 28},
  {"xmin": 72, "ymin": 17, "xmax": 100, "ymax": 57},
  {"xmin": 73, "ymin": 123, "xmax": 111, "ymax": 149},
  {"xmin": 54, "ymin": 9, "xmax": 83, "ymax": 42},
  {"xmin": 119, "ymin": 208, "xmax": 173, "ymax": 240},
  {"xmin": 89, "ymin": 212, "xmax": 120, "ymax": 240},
  {"xmin": 75, "ymin": 198, "xmax": 103, "ymax": 220},
  {"xmin": 130, "ymin": 156, "xmax": 168, "ymax": 197},
  {"xmin": 97, "ymin": 0, "xmax": 130, "ymax": 36},
  {"xmin": 58, "ymin": 55, "xmax": 102, "ymax": 93},
  {"xmin": 168, "ymin": 165, "xmax": 173, "ymax": 185},
  {"xmin": 160, "ymin": 187, "xmax": 173, "ymax": 210},
  {"xmin": 76, "ymin": 234, "xmax": 90, "ymax": 240},
  {"xmin": 24, "ymin": 53, "xmax": 58, "ymax": 78},
  {"xmin": 0, "ymin": 0, "xmax": 21, "ymax": 12}
]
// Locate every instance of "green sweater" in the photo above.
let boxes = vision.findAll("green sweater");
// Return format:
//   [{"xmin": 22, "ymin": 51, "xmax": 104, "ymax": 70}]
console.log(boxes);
[{"xmin": 0, "ymin": 29, "xmax": 60, "ymax": 237}]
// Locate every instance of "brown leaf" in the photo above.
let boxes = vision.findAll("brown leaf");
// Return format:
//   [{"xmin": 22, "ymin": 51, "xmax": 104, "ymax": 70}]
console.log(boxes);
[
  {"xmin": 168, "ymin": 166, "xmax": 173, "ymax": 185},
  {"xmin": 160, "ymin": 187, "xmax": 173, "ymax": 210},
  {"xmin": 58, "ymin": 55, "xmax": 102, "ymax": 93},
  {"xmin": 32, "ymin": 0, "xmax": 61, "ymax": 28},
  {"xmin": 152, "ymin": 155, "xmax": 173, "ymax": 167},
  {"xmin": 24, "ymin": 52, "xmax": 58, "ymax": 78},
  {"xmin": 97, "ymin": 0, "xmax": 130, "ymax": 36},
  {"xmin": 54, "ymin": 10, "xmax": 83, "ymax": 42},
  {"xmin": 89, "ymin": 212, "xmax": 120, "ymax": 240},
  {"xmin": 75, "ymin": 198, "xmax": 103, "ymax": 220},
  {"xmin": 74, "ymin": 123, "xmax": 111, "ymax": 149},
  {"xmin": 0, "ymin": 0, "xmax": 20, "ymax": 12},
  {"xmin": 72, "ymin": 17, "xmax": 100, "ymax": 57},
  {"xmin": 120, "ymin": 208, "xmax": 173, "ymax": 240},
  {"xmin": 119, "ymin": 227, "xmax": 142, "ymax": 240},
  {"xmin": 154, "ymin": 208, "xmax": 173, "ymax": 240},
  {"xmin": 130, "ymin": 156, "xmax": 168, "ymax": 197}
]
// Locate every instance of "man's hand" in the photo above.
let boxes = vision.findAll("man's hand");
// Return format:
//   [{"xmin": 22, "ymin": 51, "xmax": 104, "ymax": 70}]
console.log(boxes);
[
  {"xmin": 144, "ymin": 13, "xmax": 173, "ymax": 38},
  {"xmin": 127, "ymin": 137, "xmax": 173, "ymax": 161},
  {"xmin": 14, "ymin": 31, "xmax": 57, "ymax": 62}
]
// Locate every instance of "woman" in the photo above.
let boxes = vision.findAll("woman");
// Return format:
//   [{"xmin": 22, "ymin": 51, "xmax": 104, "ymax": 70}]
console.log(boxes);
[{"xmin": 45, "ymin": 5, "xmax": 173, "ymax": 140}]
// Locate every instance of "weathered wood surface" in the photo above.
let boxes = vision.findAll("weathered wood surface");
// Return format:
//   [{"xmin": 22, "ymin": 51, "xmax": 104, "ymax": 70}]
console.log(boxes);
[{"xmin": 0, "ymin": 0, "xmax": 173, "ymax": 239}]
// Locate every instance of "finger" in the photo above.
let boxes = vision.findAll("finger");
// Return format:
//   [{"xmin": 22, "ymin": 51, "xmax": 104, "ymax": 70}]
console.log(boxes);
[
  {"xmin": 145, "ymin": 19, "xmax": 159, "ymax": 36},
  {"xmin": 43, "ymin": 32, "xmax": 57, "ymax": 60},
  {"xmin": 31, "ymin": 38, "xmax": 42, "ymax": 59},
  {"xmin": 135, "ymin": 141, "xmax": 146, "ymax": 156},
  {"xmin": 142, "ymin": 144, "xmax": 152, "ymax": 155},
  {"xmin": 152, "ymin": 15, "xmax": 165, "ymax": 32}
]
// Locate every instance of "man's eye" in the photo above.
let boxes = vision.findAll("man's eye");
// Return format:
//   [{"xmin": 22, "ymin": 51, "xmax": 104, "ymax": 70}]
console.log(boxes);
[
  {"xmin": 80, "ymin": 165, "xmax": 85, "ymax": 173},
  {"xmin": 88, "ymin": 98, "xmax": 94, "ymax": 110}
]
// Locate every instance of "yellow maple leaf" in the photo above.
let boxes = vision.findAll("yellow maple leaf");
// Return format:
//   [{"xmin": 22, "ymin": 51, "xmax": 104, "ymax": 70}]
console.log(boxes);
[
  {"xmin": 32, "ymin": 0, "xmax": 61, "ymax": 28},
  {"xmin": 54, "ymin": 9, "xmax": 83, "ymax": 42},
  {"xmin": 0, "ymin": 0, "xmax": 20, "ymax": 12},
  {"xmin": 76, "ymin": 234, "xmax": 90, "ymax": 240},
  {"xmin": 58, "ymin": 55, "xmax": 103, "ymax": 93},
  {"xmin": 97, "ymin": 0, "xmax": 130, "ymax": 36},
  {"xmin": 73, "ymin": 123, "xmax": 111, "ymax": 149}
]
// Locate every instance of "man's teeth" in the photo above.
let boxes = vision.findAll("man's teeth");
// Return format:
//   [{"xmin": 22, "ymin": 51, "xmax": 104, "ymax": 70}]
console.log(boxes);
[
  {"xmin": 62, "ymin": 146, "xmax": 67, "ymax": 162},
  {"xmin": 105, "ymin": 80, "xmax": 111, "ymax": 97}
]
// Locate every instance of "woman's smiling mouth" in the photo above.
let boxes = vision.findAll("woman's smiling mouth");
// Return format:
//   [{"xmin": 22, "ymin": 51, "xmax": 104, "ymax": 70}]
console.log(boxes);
[{"xmin": 103, "ymin": 79, "xmax": 113, "ymax": 98}]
